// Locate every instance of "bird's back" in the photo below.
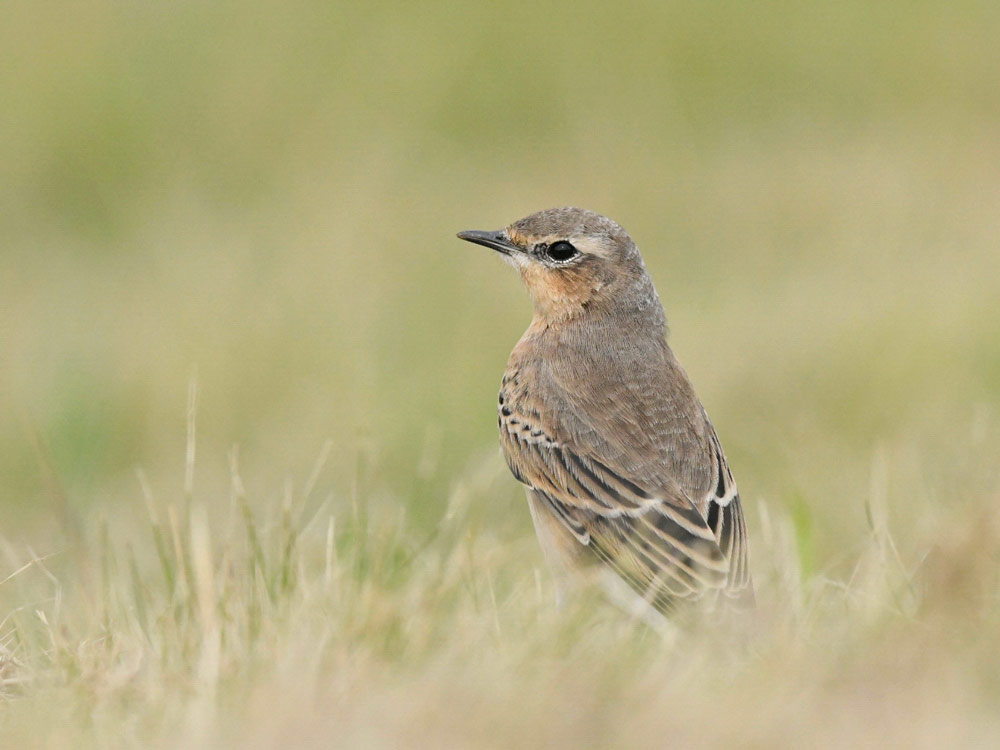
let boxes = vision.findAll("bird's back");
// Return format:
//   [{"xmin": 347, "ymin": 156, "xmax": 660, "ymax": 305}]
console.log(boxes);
[{"xmin": 503, "ymin": 314, "xmax": 711, "ymax": 505}]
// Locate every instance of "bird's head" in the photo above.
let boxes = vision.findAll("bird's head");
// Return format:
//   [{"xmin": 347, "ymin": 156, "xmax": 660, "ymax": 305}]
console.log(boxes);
[{"xmin": 458, "ymin": 207, "xmax": 660, "ymax": 325}]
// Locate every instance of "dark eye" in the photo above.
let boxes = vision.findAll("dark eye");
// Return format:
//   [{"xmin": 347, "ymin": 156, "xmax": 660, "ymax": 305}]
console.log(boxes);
[{"xmin": 545, "ymin": 241, "xmax": 578, "ymax": 262}]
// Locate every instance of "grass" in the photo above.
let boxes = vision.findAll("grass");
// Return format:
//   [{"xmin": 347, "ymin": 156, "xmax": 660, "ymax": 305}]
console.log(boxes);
[
  {"xmin": 3, "ymin": 0, "xmax": 1000, "ymax": 746},
  {"xmin": 3, "ymin": 383, "xmax": 1000, "ymax": 747}
]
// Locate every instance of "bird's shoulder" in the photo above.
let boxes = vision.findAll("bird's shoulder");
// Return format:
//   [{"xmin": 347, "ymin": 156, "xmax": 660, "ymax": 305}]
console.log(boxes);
[{"xmin": 500, "ymin": 320, "xmax": 713, "ymax": 500}]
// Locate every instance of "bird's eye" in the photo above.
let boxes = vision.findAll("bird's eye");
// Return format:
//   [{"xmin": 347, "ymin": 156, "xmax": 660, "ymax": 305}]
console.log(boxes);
[{"xmin": 544, "ymin": 241, "xmax": 578, "ymax": 262}]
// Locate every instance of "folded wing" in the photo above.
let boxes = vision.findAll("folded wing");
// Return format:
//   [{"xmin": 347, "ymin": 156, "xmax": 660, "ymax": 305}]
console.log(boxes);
[{"xmin": 502, "ymin": 416, "xmax": 748, "ymax": 613}]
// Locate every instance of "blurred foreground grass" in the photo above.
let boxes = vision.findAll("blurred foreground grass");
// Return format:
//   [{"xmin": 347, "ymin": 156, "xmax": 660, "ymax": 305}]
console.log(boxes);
[
  {"xmin": 2, "ymin": 413, "xmax": 1000, "ymax": 748},
  {"xmin": 2, "ymin": 0, "xmax": 1000, "ymax": 746}
]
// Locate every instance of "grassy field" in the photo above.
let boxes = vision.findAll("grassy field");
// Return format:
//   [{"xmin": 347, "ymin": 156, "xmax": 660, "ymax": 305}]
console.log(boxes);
[{"xmin": 3, "ymin": 1, "xmax": 1000, "ymax": 747}]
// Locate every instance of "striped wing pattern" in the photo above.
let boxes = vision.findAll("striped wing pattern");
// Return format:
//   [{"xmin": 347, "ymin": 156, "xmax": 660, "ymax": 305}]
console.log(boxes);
[
  {"xmin": 501, "ymin": 410, "xmax": 750, "ymax": 613},
  {"xmin": 704, "ymin": 425, "xmax": 752, "ymax": 596}
]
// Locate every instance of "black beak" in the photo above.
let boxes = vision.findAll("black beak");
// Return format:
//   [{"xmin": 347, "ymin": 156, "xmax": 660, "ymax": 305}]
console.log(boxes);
[{"xmin": 456, "ymin": 229, "xmax": 521, "ymax": 256}]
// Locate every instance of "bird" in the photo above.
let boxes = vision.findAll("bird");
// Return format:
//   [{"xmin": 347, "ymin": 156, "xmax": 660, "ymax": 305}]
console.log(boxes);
[{"xmin": 457, "ymin": 207, "xmax": 752, "ymax": 624}]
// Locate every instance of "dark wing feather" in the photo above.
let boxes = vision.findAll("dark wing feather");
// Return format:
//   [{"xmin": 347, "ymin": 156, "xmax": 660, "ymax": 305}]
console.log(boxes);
[{"xmin": 703, "ymin": 425, "xmax": 753, "ymax": 596}]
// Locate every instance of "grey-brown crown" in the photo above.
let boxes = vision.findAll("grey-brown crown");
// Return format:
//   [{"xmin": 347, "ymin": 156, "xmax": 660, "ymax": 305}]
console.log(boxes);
[{"xmin": 508, "ymin": 207, "xmax": 635, "ymax": 256}]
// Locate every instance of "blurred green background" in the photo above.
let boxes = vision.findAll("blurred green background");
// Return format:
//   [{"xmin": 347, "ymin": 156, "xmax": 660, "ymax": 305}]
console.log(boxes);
[{"xmin": 2, "ymin": 0, "xmax": 999, "ymax": 566}]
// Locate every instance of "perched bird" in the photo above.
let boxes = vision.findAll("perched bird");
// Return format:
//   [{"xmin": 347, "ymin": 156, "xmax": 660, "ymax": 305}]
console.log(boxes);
[{"xmin": 458, "ymin": 207, "xmax": 752, "ymax": 622}]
